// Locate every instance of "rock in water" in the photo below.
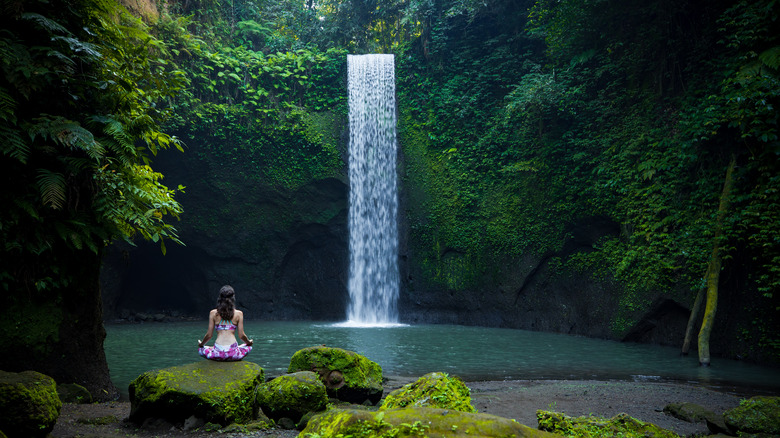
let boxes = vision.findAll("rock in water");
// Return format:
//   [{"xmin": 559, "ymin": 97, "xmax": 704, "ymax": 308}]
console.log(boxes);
[
  {"xmin": 255, "ymin": 371, "xmax": 328, "ymax": 424},
  {"xmin": 129, "ymin": 360, "xmax": 264, "ymax": 426},
  {"xmin": 0, "ymin": 370, "xmax": 62, "ymax": 438},
  {"xmin": 723, "ymin": 395, "xmax": 780, "ymax": 436},
  {"xmin": 288, "ymin": 345, "xmax": 383, "ymax": 405},
  {"xmin": 381, "ymin": 371, "xmax": 476, "ymax": 412},
  {"xmin": 301, "ymin": 407, "xmax": 559, "ymax": 437}
]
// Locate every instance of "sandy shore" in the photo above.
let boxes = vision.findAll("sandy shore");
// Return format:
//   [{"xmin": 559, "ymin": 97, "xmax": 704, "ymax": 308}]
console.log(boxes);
[{"xmin": 51, "ymin": 377, "xmax": 762, "ymax": 437}]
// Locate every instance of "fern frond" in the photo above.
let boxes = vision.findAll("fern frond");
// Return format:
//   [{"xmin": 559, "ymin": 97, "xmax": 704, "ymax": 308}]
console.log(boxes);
[
  {"xmin": 0, "ymin": 86, "xmax": 17, "ymax": 123},
  {"xmin": 36, "ymin": 168, "xmax": 66, "ymax": 209},
  {"xmin": 13, "ymin": 199, "xmax": 40, "ymax": 221},
  {"xmin": 62, "ymin": 156, "xmax": 94, "ymax": 172},
  {"xmin": 45, "ymin": 50, "xmax": 77, "ymax": 69},
  {"xmin": 91, "ymin": 116, "xmax": 136, "ymax": 159},
  {"xmin": 759, "ymin": 46, "xmax": 780, "ymax": 71},
  {"xmin": 0, "ymin": 126, "xmax": 30, "ymax": 163},
  {"xmin": 30, "ymin": 116, "xmax": 105, "ymax": 159},
  {"xmin": 21, "ymin": 12, "xmax": 71, "ymax": 35},
  {"xmin": 51, "ymin": 36, "xmax": 102, "ymax": 61}
]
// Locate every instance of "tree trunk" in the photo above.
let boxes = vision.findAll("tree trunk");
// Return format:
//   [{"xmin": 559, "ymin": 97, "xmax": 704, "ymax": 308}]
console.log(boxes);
[
  {"xmin": 697, "ymin": 155, "xmax": 737, "ymax": 366},
  {"xmin": 0, "ymin": 248, "xmax": 119, "ymax": 401},
  {"xmin": 681, "ymin": 284, "xmax": 705, "ymax": 355}
]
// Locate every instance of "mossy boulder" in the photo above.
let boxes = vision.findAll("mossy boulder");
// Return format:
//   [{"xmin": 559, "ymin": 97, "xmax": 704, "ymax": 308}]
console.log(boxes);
[
  {"xmin": 301, "ymin": 407, "xmax": 561, "ymax": 437},
  {"xmin": 255, "ymin": 371, "xmax": 328, "ymax": 424},
  {"xmin": 0, "ymin": 370, "xmax": 62, "ymax": 438},
  {"xmin": 57, "ymin": 382, "xmax": 93, "ymax": 404},
  {"xmin": 663, "ymin": 401, "xmax": 716, "ymax": 422},
  {"xmin": 537, "ymin": 410, "xmax": 678, "ymax": 438},
  {"xmin": 288, "ymin": 345, "xmax": 383, "ymax": 405},
  {"xmin": 381, "ymin": 372, "xmax": 476, "ymax": 413},
  {"xmin": 129, "ymin": 360, "xmax": 264, "ymax": 426},
  {"xmin": 723, "ymin": 396, "xmax": 780, "ymax": 435}
]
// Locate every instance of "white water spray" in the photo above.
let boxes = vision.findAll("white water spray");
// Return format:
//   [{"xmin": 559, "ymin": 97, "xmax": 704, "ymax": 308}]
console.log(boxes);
[{"xmin": 346, "ymin": 54, "xmax": 399, "ymax": 326}]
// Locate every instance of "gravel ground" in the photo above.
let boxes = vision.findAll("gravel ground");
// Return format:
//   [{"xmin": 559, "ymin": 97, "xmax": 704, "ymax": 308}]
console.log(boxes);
[{"xmin": 51, "ymin": 377, "xmax": 764, "ymax": 438}]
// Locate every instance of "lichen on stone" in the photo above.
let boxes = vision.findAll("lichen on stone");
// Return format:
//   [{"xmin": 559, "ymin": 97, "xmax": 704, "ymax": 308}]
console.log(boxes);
[{"xmin": 381, "ymin": 372, "xmax": 477, "ymax": 413}]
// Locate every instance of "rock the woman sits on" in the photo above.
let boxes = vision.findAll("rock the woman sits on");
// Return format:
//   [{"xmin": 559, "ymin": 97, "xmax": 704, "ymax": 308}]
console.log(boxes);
[{"xmin": 198, "ymin": 285, "xmax": 253, "ymax": 361}]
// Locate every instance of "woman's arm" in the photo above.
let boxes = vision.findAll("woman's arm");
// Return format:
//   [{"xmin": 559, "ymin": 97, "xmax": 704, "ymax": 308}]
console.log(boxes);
[
  {"xmin": 236, "ymin": 310, "xmax": 253, "ymax": 346},
  {"xmin": 198, "ymin": 310, "xmax": 216, "ymax": 347}
]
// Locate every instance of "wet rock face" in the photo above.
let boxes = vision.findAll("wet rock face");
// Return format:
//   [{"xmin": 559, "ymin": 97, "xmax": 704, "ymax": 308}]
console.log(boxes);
[{"xmin": 100, "ymin": 141, "xmax": 350, "ymax": 321}]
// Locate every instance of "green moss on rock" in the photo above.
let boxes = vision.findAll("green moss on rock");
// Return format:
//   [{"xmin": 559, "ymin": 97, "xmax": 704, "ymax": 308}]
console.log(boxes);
[
  {"xmin": 256, "ymin": 371, "xmax": 328, "ymax": 422},
  {"xmin": 381, "ymin": 372, "xmax": 476, "ymax": 413},
  {"xmin": 0, "ymin": 370, "xmax": 62, "ymax": 437},
  {"xmin": 724, "ymin": 396, "xmax": 780, "ymax": 435},
  {"xmin": 537, "ymin": 410, "xmax": 678, "ymax": 438},
  {"xmin": 288, "ymin": 345, "xmax": 383, "ymax": 405},
  {"xmin": 301, "ymin": 406, "xmax": 560, "ymax": 437},
  {"xmin": 662, "ymin": 401, "xmax": 716, "ymax": 423},
  {"xmin": 129, "ymin": 360, "xmax": 264, "ymax": 426}
]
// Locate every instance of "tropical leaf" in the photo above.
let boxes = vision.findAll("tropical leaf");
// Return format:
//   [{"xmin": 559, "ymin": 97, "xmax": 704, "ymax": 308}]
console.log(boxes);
[{"xmin": 36, "ymin": 168, "xmax": 66, "ymax": 209}]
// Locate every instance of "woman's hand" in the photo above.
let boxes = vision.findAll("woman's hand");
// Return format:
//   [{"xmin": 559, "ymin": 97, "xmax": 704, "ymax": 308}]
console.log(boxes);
[
  {"xmin": 198, "ymin": 339, "xmax": 204, "ymax": 348},
  {"xmin": 246, "ymin": 339, "xmax": 254, "ymax": 346}
]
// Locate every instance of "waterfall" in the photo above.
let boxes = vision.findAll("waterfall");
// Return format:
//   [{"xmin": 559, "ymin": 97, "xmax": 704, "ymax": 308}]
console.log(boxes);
[{"xmin": 346, "ymin": 54, "xmax": 399, "ymax": 325}]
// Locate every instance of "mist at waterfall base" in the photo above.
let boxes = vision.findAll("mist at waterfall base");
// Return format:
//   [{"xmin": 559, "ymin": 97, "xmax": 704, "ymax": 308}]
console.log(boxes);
[
  {"xmin": 105, "ymin": 321, "xmax": 780, "ymax": 398},
  {"xmin": 345, "ymin": 54, "xmax": 400, "ymax": 327}
]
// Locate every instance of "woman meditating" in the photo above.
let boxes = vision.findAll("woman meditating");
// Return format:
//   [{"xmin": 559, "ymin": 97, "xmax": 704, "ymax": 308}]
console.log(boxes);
[{"xmin": 198, "ymin": 285, "xmax": 253, "ymax": 361}]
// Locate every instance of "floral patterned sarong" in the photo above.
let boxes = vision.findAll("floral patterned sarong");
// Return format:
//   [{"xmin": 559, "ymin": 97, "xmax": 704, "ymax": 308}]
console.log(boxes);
[{"xmin": 198, "ymin": 342, "xmax": 251, "ymax": 361}]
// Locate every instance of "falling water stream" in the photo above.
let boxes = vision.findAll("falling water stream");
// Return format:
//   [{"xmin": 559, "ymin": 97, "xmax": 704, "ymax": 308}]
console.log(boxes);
[{"xmin": 345, "ymin": 54, "xmax": 399, "ymax": 325}]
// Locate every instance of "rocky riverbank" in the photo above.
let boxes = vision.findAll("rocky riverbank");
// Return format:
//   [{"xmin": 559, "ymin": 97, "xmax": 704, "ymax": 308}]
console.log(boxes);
[{"xmin": 51, "ymin": 377, "xmax": 760, "ymax": 438}]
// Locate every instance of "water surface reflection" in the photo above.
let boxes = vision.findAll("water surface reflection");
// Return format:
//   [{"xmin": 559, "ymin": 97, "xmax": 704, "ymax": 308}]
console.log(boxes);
[{"xmin": 105, "ymin": 321, "xmax": 780, "ymax": 398}]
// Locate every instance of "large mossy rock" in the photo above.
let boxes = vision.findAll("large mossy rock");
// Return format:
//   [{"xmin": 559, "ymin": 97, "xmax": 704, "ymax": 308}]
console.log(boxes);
[
  {"xmin": 255, "ymin": 371, "xmax": 328, "ymax": 423},
  {"xmin": 381, "ymin": 372, "xmax": 476, "ymax": 413},
  {"xmin": 301, "ymin": 407, "xmax": 560, "ymax": 437},
  {"xmin": 0, "ymin": 370, "xmax": 62, "ymax": 438},
  {"xmin": 723, "ymin": 396, "xmax": 780, "ymax": 436},
  {"xmin": 288, "ymin": 345, "xmax": 383, "ymax": 405},
  {"xmin": 129, "ymin": 360, "xmax": 264, "ymax": 426},
  {"xmin": 537, "ymin": 410, "xmax": 678, "ymax": 438}
]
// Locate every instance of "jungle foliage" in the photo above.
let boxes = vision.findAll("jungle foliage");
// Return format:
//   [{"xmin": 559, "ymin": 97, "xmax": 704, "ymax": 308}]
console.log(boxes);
[
  {"xmin": 0, "ymin": 0, "xmax": 185, "ymax": 292},
  {"xmin": 1, "ymin": 0, "xmax": 778, "ymax": 387}
]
